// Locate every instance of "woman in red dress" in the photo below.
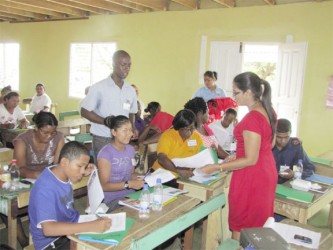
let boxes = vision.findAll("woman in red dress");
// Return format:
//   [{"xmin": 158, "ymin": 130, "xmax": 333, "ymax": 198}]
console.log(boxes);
[{"xmin": 201, "ymin": 72, "xmax": 277, "ymax": 241}]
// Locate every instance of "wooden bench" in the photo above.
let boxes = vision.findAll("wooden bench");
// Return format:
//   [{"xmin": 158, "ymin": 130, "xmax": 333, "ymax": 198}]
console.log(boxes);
[
  {"xmin": 57, "ymin": 118, "xmax": 90, "ymax": 137},
  {"xmin": 58, "ymin": 110, "xmax": 80, "ymax": 121}
]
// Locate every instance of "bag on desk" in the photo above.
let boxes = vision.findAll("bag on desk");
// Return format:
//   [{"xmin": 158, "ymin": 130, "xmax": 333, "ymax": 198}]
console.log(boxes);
[{"xmin": 240, "ymin": 227, "xmax": 291, "ymax": 250}]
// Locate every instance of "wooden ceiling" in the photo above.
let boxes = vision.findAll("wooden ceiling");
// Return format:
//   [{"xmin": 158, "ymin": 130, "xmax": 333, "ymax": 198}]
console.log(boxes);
[{"xmin": 0, "ymin": 0, "xmax": 329, "ymax": 23}]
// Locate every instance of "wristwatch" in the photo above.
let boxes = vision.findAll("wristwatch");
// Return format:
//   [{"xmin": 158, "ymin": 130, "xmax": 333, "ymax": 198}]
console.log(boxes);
[{"xmin": 124, "ymin": 181, "xmax": 129, "ymax": 189}]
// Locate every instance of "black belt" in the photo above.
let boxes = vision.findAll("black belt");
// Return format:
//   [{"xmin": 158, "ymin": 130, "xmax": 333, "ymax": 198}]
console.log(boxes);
[{"xmin": 44, "ymin": 236, "xmax": 70, "ymax": 250}]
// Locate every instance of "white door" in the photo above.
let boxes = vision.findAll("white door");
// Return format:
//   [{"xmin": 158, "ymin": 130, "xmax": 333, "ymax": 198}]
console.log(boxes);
[
  {"xmin": 209, "ymin": 42, "xmax": 243, "ymax": 96},
  {"xmin": 274, "ymin": 42, "xmax": 308, "ymax": 136},
  {"xmin": 206, "ymin": 41, "xmax": 307, "ymax": 135}
]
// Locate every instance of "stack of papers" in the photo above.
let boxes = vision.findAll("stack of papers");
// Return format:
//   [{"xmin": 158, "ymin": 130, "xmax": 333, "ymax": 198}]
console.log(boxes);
[{"xmin": 171, "ymin": 148, "xmax": 216, "ymax": 168}]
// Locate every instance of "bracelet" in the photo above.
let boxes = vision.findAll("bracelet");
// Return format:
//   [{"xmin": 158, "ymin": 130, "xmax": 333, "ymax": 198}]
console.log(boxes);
[{"xmin": 219, "ymin": 164, "xmax": 223, "ymax": 172}]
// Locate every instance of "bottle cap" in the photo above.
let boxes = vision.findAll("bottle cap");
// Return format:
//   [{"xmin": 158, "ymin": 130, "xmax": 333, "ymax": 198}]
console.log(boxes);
[
  {"xmin": 143, "ymin": 184, "xmax": 148, "ymax": 190},
  {"xmin": 156, "ymin": 178, "xmax": 162, "ymax": 184}
]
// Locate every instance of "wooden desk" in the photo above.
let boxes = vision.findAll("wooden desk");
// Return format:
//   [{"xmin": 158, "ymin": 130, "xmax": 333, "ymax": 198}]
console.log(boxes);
[
  {"xmin": 177, "ymin": 172, "xmax": 229, "ymax": 250},
  {"xmin": 274, "ymin": 180, "xmax": 333, "ymax": 232},
  {"xmin": 0, "ymin": 176, "xmax": 89, "ymax": 249},
  {"xmin": 281, "ymin": 219, "xmax": 333, "ymax": 250},
  {"xmin": 68, "ymin": 193, "xmax": 226, "ymax": 250}
]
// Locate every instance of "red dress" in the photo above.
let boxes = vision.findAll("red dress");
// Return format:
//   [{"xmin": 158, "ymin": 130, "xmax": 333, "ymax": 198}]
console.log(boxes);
[{"xmin": 228, "ymin": 111, "xmax": 277, "ymax": 232}]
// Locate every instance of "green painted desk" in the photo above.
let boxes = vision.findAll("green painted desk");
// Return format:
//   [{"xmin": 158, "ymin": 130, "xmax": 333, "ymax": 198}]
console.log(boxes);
[
  {"xmin": 274, "ymin": 180, "xmax": 333, "ymax": 232},
  {"xmin": 177, "ymin": 172, "xmax": 229, "ymax": 250},
  {"xmin": 68, "ymin": 193, "xmax": 226, "ymax": 250}
]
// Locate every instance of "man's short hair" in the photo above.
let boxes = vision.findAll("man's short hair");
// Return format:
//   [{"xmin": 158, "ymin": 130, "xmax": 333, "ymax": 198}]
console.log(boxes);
[
  {"xmin": 112, "ymin": 50, "xmax": 130, "ymax": 62},
  {"xmin": 225, "ymin": 108, "xmax": 237, "ymax": 117},
  {"xmin": 35, "ymin": 83, "xmax": 44, "ymax": 88},
  {"xmin": 58, "ymin": 141, "xmax": 89, "ymax": 162},
  {"xmin": 277, "ymin": 118, "xmax": 292, "ymax": 133}
]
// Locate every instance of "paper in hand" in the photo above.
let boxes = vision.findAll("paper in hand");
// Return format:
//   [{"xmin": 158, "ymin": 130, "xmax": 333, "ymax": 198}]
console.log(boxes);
[{"xmin": 87, "ymin": 169, "xmax": 104, "ymax": 214}]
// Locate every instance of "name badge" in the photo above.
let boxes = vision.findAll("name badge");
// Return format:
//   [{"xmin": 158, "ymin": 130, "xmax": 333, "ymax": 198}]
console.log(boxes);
[
  {"xmin": 123, "ymin": 102, "xmax": 131, "ymax": 111},
  {"xmin": 187, "ymin": 139, "xmax": 197, "ymax": 146}
]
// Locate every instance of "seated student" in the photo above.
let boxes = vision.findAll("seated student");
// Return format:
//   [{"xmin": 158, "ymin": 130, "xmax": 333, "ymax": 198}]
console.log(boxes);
[
  {"xmin": 152, "ymin": 109, "xmax": 204, "ymax": 187},
  {"xmin": 13, "ymin": 112, "xmax": 65, "ymax": 179},
  {"xmin": 29, "ymin": 141, "xmax": 111, "ymax": 250},
  {"xmin": 0, "ymin": 91, "xmax": 29, "ymax": 129},
  {"xmin": 273, "ymin": 118, "xmax": 315, "ymax": 184},
  {"xmin": 134, "ymin": 100, "xmax": 145, "ymax": 135},
  {"xmin": 208, "ymin": 108, "xmax": 237, "ymax": 152},
  {"xmin": 98, "ymin": 115, "xmax": 145, "ymax": 211},
  {"xmin": 0, "ymin": 85, "xmax": 12, "ymax": 104},
  {"xmin": 184, "ymin": 97, "xmax": 228, "ymax": 159},
  {"xmin": 30, "ymin": 83, "xmax": 52, "ymax": 114},
  {"xmin": 138, "ymin": 101, "xmax": 174, "ymax": 145}
]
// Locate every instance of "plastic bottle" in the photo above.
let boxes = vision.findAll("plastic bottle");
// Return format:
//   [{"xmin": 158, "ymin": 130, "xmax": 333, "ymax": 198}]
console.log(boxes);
[
  {"xmin": 152, "ymin": 178, "xmax": 163, "ymax": 211},
  {"xmin": 9, "ymin": 159, "xmax": 20, "ymax": 191},
  {"xmin": 294, "ymin": 159, "xmax": 303, "ymax": 180},
  {"xmin": 139, "ymin": 184, "xmax": 150, "ymax": 219},
  {"xmin": 1, "ymin": 165, "xmax": 11, "ymax": 189}
]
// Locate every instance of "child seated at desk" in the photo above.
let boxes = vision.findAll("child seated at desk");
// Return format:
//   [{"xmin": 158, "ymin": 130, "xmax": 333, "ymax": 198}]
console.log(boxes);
[
  {"xmin": 29, "ymin": 141, "xmax": 111, "ymax": 250},
  {"xmin": 98, "ymin": 115, "xmax": 145, "ymax": 211}
]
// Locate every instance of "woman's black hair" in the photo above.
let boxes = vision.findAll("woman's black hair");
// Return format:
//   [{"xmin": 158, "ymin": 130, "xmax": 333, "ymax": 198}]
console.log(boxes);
[
  {"xmin": 233, "ymin": 72, "xmax": 276, "ymax": 139},
  {"xmin": 144, "ymin": 101, "xmax": 160, "ymax": 113},
  {"xmin": 184, "ymin": 97, "xmax": 207, "ymax": 116},
  {"xmin": 104, "ymin": 115, "xmax": 131, "ymax": 130},
  {"xmin": 4, "ymin": 91, "xmax": 19, "ymax": 100},
  {"xmin": 204, "ymin": 71, "xmax": 218, "ymax": 81},
  {"xmin": 172, "ymin": 109, "xmax": 196, "ymax": 130},
  {"xmin": 32, "ymin": 112, "xmax": 58, "ymax": 129}
]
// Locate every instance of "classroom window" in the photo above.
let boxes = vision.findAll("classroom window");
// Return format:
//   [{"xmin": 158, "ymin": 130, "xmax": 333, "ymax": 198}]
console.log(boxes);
[
  {"xmin": 68, "ymin": 42, "xmax": 117, "ymax": 98},
  {"xmin": 0, "ymin": 43, "xmax": 20, "ymax": 91}
]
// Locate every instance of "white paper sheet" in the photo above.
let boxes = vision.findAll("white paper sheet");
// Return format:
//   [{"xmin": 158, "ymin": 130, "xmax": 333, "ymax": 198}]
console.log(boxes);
[
  {"xmin": 144, "ymin": 168, "xmax": 175, "ymax": 187},
  {"xmin": 87, "ymin": 169, "xmax": 104, "ymax": 214},
  {"xmin": 78, "ymin": 212, "xmax": 126, "ymax": 234},
  {"xmin": 171, "ymin": 149, "xmax": 215, "ymax": 169}
]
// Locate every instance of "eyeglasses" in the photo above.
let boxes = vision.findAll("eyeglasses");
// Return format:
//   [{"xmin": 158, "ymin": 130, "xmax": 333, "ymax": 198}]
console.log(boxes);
[
  {"xmin": 232, "ymin": 91, "xmax": 241, "ymax": 97},
  {"xmin": 180, "ymin": 125, "xmax": 196, "ymax": 133},
  {"xmin": 39, "ymin": 128, "xmax": 57, "ymax": 137}
]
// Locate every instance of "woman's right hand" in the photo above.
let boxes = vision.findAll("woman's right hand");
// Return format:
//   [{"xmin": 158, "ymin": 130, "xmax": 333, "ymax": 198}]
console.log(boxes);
[
  {"xmin": 224, "ymin": 154, "xmax": 236, "ymax": 162},
  {"xmin": 129, "ymin": 179, "xmax": 145, "ymax": 190},
  {"xmin": 93, "ymin": 217, "xmax": 112, "ymax": 233}
]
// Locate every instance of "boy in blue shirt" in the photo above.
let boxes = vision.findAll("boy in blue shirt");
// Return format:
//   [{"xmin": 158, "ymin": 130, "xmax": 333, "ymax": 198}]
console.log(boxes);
[
  {"xmin": 272, "ymin": 119, "xmax": 315, "ymax": 184},
  {"xmin": 29, "ymin": 141, "xmax": 111, "ymax": 250}
]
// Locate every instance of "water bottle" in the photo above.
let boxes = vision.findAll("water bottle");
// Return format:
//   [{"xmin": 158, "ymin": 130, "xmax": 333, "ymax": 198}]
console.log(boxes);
[
  {"xmin": 9, "ymin": 159, "xmax": 20, "ymax": 191},
  {"xmin": 294, "ymin": 159, "xmax": 303, "ymax": 180},
  {"xmin": 1, "ymin": 165, "xmax": 11, "ymax": 189},
  {"xmin": 139, "ymin": 184, "xmax": 150, "ymax": 219},
  {"xmin": 152, "ymin": 178, "xmax": 163, "ymax": 211}
]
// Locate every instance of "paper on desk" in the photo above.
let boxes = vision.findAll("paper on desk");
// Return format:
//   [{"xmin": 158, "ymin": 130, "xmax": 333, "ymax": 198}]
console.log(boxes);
[
  {"xmin": 264, "ymin": 217, "xmax": 321, "ymax": 249},
  {"xmin": 87, "ymin": 169, "xmax": 104, "ymax": 214},
  {"xmin": 171, "ymin": 148, "xmax": 215, "ymax": 169},
  {"xmin": 145, "ymin": 168, "xmax": 175, "ymax": 187},
  {"xmin": 78, "ymin": 212, "xmax": 126, "ymax": 234}
]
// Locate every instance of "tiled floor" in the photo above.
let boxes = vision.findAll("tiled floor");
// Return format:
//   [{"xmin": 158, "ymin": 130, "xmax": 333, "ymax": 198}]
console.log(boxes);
[{"xmin": 0, "ymin": 197, "xmax": 330, "ymax": 250}]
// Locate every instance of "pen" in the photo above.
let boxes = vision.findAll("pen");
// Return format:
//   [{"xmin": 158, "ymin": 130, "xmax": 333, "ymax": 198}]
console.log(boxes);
[{"xmin": 143, "ymin": 168, "xmax": 151, "ymax": 179}]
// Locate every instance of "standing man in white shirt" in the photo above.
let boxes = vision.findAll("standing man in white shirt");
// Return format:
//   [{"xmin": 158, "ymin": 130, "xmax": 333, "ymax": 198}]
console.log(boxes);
[
  {"xmin": 80, "ymin": 50, "xmax": 138, "ymax": 162},
  {"xmin": 208, "ymin": 108, "xmax": 237, "ymax": 153},
  {"xmin": 30, "ymin": 83, "xmax": 52, "ymax": 114}
]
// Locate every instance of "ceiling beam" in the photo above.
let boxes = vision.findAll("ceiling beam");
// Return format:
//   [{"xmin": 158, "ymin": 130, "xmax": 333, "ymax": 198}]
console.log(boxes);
[
  {"xmin": 0, "ymin": 10, "xmax": 30, "ymax": 20},
  {"xmin": 263, "ymin": 0, "xmax": 276, "ymax": 5},
  {"xmin": 0, "ymin": 5, "xmax": 47, "ymax": 19},
  {"xmin": 50, "ymin": 0, "xmax": 113, "ymax": 15},
  {"xmin": 105, "ymin": 0, "xmax": 152, "ymax": 12},
  {"xmin": 126, "ymin": 0, "xmax": 168, "ymax": 11},
  {"xmin": 172, "ymin": 0, "xmax": 198, "ymax": 9},
  {"xmin": 10, "ymin": 16, "xmax": 89, "ymax": 23},
  {"xmin": 0, "ymin": 0, "xmax": 65, "ymax": 17},
  {"xmin": 9, "ymin": 0, "xmax": 88, "ymax": 17},
  {"xmin": 212, "ymin": 0, "xmax": 235, "ymax": 8},
  {"xmin": 68, "ymin": 0, "xmax": 130, "ymax": 14}
]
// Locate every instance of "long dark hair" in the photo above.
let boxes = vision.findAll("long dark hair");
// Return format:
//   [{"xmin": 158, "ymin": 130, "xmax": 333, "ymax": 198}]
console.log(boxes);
[
  {"xmin": 233, "ymin": 72, "xmax": 276, "ymax": 139},
  {"xmin": 32, "ymin": 112, "xmax": 58, "ymax": 129}
]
